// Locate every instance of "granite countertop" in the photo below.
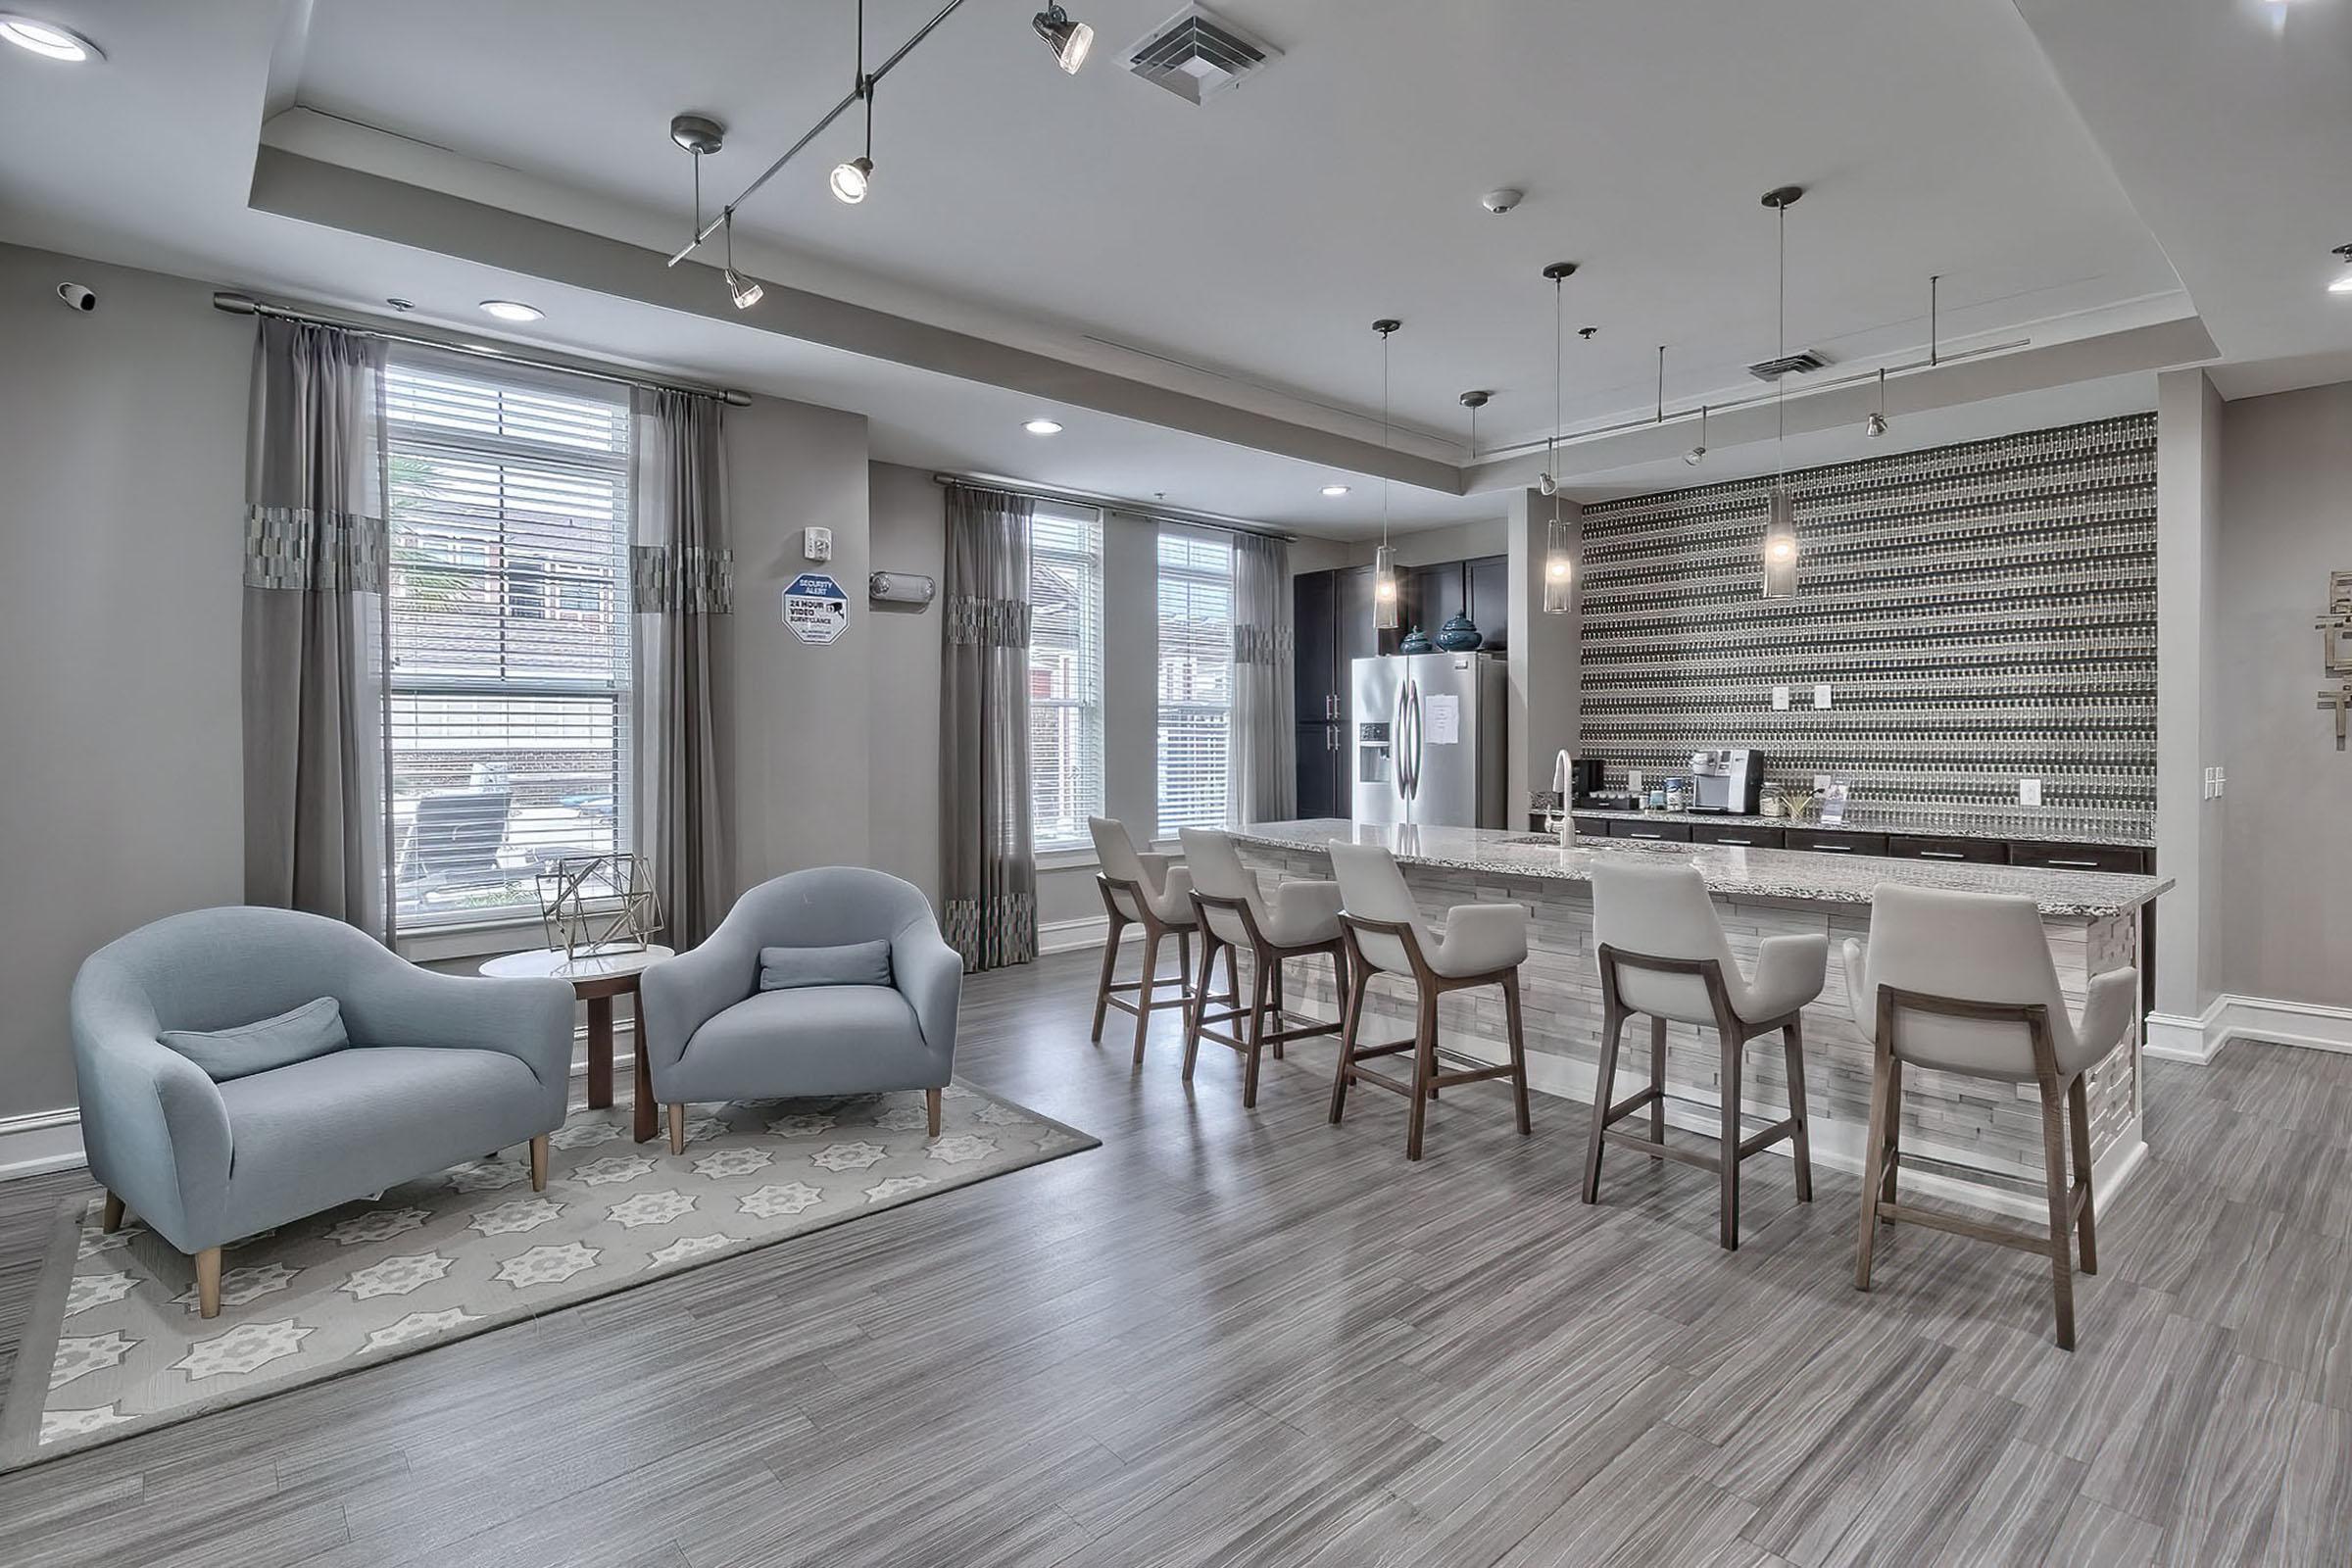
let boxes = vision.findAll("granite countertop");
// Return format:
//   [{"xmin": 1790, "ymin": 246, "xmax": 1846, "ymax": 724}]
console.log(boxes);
[
  {"xmin": 1559, "ymin": 807, "xmax": 2154, "ymax": 850},
  {"xmin": 1227, "ymin": 819, "xmax": 2171, "ymax": 918}
]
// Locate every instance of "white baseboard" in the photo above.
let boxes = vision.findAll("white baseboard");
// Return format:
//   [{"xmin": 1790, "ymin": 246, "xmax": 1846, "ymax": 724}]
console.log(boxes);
[
  {"xmin": 2144, "ymin": 993, "xmax": 2352, "ymax": 1065},
  {"xmin": 0, "ymin": 1024, "xmax": 640, "ymax": 1185}
]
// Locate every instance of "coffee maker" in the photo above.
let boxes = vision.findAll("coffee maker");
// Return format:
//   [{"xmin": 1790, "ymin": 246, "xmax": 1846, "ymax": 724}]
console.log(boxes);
[{"xmin": 1688, "ymin": 749, "xmax": 1763, "ymax": 813}]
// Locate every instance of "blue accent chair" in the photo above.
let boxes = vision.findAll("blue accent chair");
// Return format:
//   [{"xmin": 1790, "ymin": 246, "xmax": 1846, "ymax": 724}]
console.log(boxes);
[
  {"xmin": 71, "ymin": 906, "xmax": 574, "ymax": 1316},
  {"xmin": 640, "ymin": 868, "xmax": 963, "ymax": 1152}
]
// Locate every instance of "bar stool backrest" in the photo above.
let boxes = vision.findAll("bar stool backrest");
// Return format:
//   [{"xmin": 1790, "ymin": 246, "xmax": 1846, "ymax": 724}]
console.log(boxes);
[
  {"xmin": 1177, "ymin": 829, "xmax": 1260, "ymax": 946},
  {"xmin": 1861, "ymin": 884, "xmax": 2074, "ymax": 1078},
  {"xmin": 1591, "ymin": 860, "xmax": 1740, "ymax": 1024},
  {"xmin": 1327, "ymin": 843, "xmax": 1425, "ymax": 974},
  {"xmin": 1088, "ymin": 816, "xmax": 1160, "ymax": 922}
]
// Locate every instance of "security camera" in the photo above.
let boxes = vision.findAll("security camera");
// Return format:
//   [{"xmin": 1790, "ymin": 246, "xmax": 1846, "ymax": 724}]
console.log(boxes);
[
  {"xmin": 56, "ymin": 282, "xmax": 97, "ymax": 313},
  {"xmin": 1480, "ymin": 188, "xmax": 1524, "ymax": 216}
]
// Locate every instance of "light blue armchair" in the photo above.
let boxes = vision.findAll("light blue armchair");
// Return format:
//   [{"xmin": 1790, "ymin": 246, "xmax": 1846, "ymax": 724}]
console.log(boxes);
[
  {"xmin": 71, "ymin": 906, "xmax": 574, "ymax": 1316},
  {"xmin": 639, "ymin": 868, "xmax": 963, "ymax": 1152}
]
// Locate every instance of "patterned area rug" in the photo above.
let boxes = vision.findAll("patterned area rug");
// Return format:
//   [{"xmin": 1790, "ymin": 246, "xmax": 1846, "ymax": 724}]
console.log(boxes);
[{"xmin": 0, "ymin": 1081, "xmax": 1095, "ymax": 1470}]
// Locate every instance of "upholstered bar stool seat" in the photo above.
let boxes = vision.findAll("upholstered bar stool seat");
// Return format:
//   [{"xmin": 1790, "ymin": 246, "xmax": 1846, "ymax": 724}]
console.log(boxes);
[
  {"xmin": 1847, "ymin": 883, "xmax": 2137, "ymax": 1350},
  {"xmin": 1326, "ymin": 844, "xmax": 1532, "ymax": 1161},
  {"xmin": 1584, "ymin": 859, "xmax": 1824, "ymax": 1250},
  {"xmin": 1177, "ymin": 829, "xmax": 1347, "ymax": 1107},
  {"xmin": 1088, "ymin": 816, "xmax": 1200, "ymax": 1064}
]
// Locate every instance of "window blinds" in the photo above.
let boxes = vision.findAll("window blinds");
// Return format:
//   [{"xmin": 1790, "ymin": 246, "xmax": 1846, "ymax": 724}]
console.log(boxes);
[
  {"xmin": 1028, "ymin": 502, "xmax": 1105, "ymax": 852},
  {"xmin": 383, "ymin": 352, "xmax": 633, "ymax": 930},
  {"xmin": 1156, "ymin": 525, "xmax": 1236, "ymax": 835}
]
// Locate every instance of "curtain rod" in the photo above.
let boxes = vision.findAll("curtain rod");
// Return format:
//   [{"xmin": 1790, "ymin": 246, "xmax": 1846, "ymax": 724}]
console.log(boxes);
[
  {"xmin": 211, "ymin": 292, "xmax": 754, "ymax": 407},
  {"xmin": 930, "ymin": 472, "xmax": 1298, "ymax": 542}
]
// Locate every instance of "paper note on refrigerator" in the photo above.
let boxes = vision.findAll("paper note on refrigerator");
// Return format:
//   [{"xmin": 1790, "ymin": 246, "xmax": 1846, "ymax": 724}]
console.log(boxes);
[{"xmin": 1423, "ymin": 693, "xmax": 1460, "ymax": 745}]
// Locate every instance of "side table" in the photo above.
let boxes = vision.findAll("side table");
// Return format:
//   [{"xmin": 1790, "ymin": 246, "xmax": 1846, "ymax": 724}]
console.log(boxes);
[{"xmin": 481, "ymin": 945, "xmax": 675, "ymax": 1142}]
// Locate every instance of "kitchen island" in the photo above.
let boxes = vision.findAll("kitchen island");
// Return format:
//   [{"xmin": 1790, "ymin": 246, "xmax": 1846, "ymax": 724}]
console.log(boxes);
[{"xmin": 1227, "ymin": 819, "xmax": 2171, "ymax": 1211}]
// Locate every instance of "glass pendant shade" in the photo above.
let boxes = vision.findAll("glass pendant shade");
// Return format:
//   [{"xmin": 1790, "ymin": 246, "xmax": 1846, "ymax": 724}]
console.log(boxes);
[
  {"xmin": 1543, "ymin": 513, "xmax": 1574, "ymax": 614},
  {"xmin": 1761, "ymin": 482, "xmax": 1798, "ymax": 599},
  {"xmin": 1373, "ymin": 544, "xmax": 1401, "ymax": 630}
]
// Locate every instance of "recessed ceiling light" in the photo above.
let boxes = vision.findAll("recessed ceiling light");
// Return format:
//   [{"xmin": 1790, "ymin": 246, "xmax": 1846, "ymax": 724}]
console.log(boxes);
[
  {"xmin": 1321, "ymin": 484, "xmax": 1350, "ymax": 497},
  {"xmin": 1023, "ymin": 418, "xmax": 1063, "ymax": 435},
  {"xmin": 478, "ymin": 300, "xmax": 543, "ymax": 322},
  {"xmin": 0, "ymin": 14, "xmax": 101, "ymax": 61}
]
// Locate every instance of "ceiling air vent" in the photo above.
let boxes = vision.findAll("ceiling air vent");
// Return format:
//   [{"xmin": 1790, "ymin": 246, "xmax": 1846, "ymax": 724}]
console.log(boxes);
[
  {"xmin": 1126, "ymin": 5, "xmax": 1280, "ymax": 104},
  {"xmin": 1747, "ymin": 350, "xmax": 1832, "ymax": 382}
]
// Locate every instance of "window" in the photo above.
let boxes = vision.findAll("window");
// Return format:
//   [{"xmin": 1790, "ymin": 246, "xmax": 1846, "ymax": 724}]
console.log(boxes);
[
  {"xmin": 1156, "ymin": 525, "xmax": 1236, "ymax": 835},
  {"xmin": 384, "ymin": 354, "xmax": 632, "ymax": 929},
  {"xmin": 1028, "ymin": 503, "xmax": 1104, "ymax": 852}
]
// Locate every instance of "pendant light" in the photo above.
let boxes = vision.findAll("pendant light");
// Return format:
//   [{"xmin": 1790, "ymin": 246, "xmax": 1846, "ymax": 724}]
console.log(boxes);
[
  {"xmin": 831, "ymin": 0, "xmax": 875, "ymax": 203},
  {"xmin": 1760, "ymin": 185, "xmax": 1803, "ymax": 599},
  {"xmin": 1541, "ymin": 262, "xmax": 1578, "ymax": 614},
  {"xmin": 1372, "ymin": 318, "xmax": 1402, "ymax": 631}
]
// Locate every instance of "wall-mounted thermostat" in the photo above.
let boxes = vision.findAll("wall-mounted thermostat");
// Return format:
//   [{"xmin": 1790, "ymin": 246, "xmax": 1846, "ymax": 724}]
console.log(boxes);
[
  {"xmin": 869, "ymin": 571, "xmax": 937, "ymax": 606},
  {"xmin": 803, "ymin": 527, "xmax": 833, "ymax": 564}
]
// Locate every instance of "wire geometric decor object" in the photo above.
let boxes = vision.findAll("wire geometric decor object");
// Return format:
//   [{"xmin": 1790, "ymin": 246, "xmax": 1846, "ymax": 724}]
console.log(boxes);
[
  {"xmin": 2320, "ymin": 569, "xmax": 2352, "ymax": 751},
  {"xmin": 537, "ymin": 854, "xmax": 662, "ymax": 960}
]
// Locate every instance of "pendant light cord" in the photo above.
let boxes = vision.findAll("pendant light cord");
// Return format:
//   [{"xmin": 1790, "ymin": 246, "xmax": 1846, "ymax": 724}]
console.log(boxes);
[
  {"xmin": 1550, "ymin": 275, "xmax": 1563, "ymax": 525},
  {"xmin": 1776, "ymin": 195, "xmax": 1788, "ymax": 481},
  {"xmin": 1380, "ymin": 324, "xmax": 1392, "ymax": 548}
]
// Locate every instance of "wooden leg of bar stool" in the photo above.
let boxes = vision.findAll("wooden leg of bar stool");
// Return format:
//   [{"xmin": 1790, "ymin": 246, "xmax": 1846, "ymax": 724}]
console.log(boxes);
[
  {"xmin": 1182, "ymin": 932, "xmax": 1215, "ymax": 1083},
  {"xmin": 1647, "ymin": 1015, "xmax": 1668, "ymax": 1153},
  {"xmin": 1784, "ymin": 1014, "xmax": 1813, "ymax": 1202},
  {"xmin": 1132, "ymin": 926, "xmax": 1161, "ymax": 1066},
  {"xmin": 1880, "ymin": 1060, "xmax": 1904, "ymax": 1225},
  {"xmin": 1177, "ymin": 929, "xmax": 1193, "ymax": 1008},
  {"xmin": 2038, "ymin": 1077, "xmax": 2078, "ymax": 1350},
  {"xmin": 1091, "ymin": 912, "xmax": 1124, "ymax": 1043},
  {"xmin": 1717, "ymin": 1025, "xmax": 1743, "ymax": 1250},
  {"xmin": 1405, "ymin": 986, "xmax": 1438, "ymax": 1161},
  {"xmin": 1242, "ymin": 952, "xmax": 1272, "ymax": 1107},
  {"xmin": 1501, "ymin": 970, "xmax": 1532, "ymax": 1135},
  {"xmin": 1330, "ymin": 956, "xmax": 1367, "ymax": 1124},
  {"xmin": 2068, "ymin": 1072, "xmax": 2099, "ymax": 1274},
  {"xmin": 1855, "ymin": 1046, "xmax": 1893, "ymax": 1291},
  {"xmin": 1584, "ymin": 1001, "xmax": 1625, "ymax": 1203},
  {"xmin": 1269, "ymin": 956, "xmax": 1287, "ymax": 1059}
]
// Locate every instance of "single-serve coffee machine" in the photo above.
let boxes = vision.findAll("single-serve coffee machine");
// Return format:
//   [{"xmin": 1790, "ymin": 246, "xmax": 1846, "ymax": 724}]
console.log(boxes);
[{"xmin": 1688, "ymin": 749, "xmax": 1764, "ymax": 814}]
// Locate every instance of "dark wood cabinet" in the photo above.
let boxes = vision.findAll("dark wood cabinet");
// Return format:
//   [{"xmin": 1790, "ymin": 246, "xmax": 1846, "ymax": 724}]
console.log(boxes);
[
  {"xmin": 1886, "ymin": 834, "xmax": 2009, "ymax": 865},
  {"xmin": 1465, "ymin": 554, "xmax": 1508, "ymax": 652},
  {"xmin": 1783, "ymin": 828, "xmax": 1888, "ymax": 857},
  {"xmin": 1294, "ymin": 721, "xmax": 1348, "ymax": 819},
  {"xmin": 1405, "ymin": 563, "xmax": 1464, "ymax": 642},
  {"xmin": 1292, "ymin": 569, "xmax": 1339, "ymax": 723},
  {"xmin": 1689, "ymin": 822, "xmax": 1784, "ymax": 848},
  {"xmin": 1610, "ymin": 819, "xmax": 1692, "ymax": 843},
  {"xmin": 1335, "ymin": 564, "xmax": 1378, "ymax": 672},
  {"xmin": 2008, "ymin": 841, "xmax": 2153, "ymax": 874}
]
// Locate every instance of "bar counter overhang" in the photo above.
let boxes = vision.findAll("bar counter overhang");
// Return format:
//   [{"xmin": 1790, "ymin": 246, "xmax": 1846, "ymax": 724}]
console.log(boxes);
[{"xmin": 1226, "ymin": 819, "xmax": 2172, "ymax": 1215}]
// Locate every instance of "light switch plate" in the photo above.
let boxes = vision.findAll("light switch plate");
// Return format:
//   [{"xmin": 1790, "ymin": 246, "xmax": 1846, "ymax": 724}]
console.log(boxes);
[
  {"xmin": 1772, "ymin": 686, "xmax": 1791, "ymax": 710},
  {"xmin": 2019, "ymin": 778, "xmax": 2042, "ymax": 808},
  {"xmin": 803, "ymin": 526, "xmax": 833, "ymax": 563},
  {"xmin": 1812, "ymin": 684, "xmax": 1832, "ymax": 710}
]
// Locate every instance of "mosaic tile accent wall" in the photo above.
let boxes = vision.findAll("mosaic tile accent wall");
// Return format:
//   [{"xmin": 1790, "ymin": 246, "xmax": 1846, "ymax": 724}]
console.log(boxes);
[{"xmin": 1576, "ymin": 414, "xmax": 2157, "ymax": 842}]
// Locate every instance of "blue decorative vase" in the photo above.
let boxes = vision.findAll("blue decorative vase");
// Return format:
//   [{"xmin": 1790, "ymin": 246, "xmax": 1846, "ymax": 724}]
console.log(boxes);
[
  {"xmin": 1435, "ymin": 612, "xmax": 1483, "ymax": 652},
  {"xmin": 1399, "ymin": 625, "xmax": 1434, "ymax": 654}
]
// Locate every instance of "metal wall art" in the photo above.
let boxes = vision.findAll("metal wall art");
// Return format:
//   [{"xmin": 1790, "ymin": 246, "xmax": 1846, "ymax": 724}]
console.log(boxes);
[
  {"xmin": 536, "ymin": 854, "xmax": 662, "ymax": 959},
  {"xmin": 2320, "ymin": 569, "xmax": 2352, "ymax": 751}
]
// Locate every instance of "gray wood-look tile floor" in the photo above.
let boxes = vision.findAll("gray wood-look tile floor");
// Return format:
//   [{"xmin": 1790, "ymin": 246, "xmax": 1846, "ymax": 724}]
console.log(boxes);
[{"xmin": 2, "ymin": 951, "xmax": 2348, "ymax": 1566}]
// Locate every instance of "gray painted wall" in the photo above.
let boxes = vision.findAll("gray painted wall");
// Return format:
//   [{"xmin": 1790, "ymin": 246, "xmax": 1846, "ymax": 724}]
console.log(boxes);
[
  {"xmin": 2216, "ymin": 380, "xmax": 2352, "ymax": 1009},
  {"xmin": 867, "ymin": 463, "xmax": 947, "ymax": 907},
  {"xmin": 2155, "ymin": 369, "xmax": 2226, "ymax": 1019},
  {"xmin": 0, "ymin": 243, "xmax": 252, "ymax": 1123}
]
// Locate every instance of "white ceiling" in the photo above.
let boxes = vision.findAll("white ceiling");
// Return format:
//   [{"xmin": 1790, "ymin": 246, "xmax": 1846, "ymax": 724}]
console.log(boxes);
[{"xmin": 0, "ymin": 0, "xmax": 2330, "ymax": 538}]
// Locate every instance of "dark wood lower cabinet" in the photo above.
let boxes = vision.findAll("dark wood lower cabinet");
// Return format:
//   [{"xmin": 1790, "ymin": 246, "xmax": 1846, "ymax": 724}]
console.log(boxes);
[
  {"xmin": 1885, "ymin": 833, "xmax": 2009, "ymax": 864},
  {"xmin": 2008, "ymin": 841, "xmax": 2153, "ymax": 874},
  {"xmin": 1295, "ymin": 723, "xmax": 1347, "ymax": 818},
  {"xmin": 1688, "ymin": 822, "xmax": 1784, "ymax": 848},
  {"xmin": 1782, "ymin": 828, "xmax": 1887, "ymax": 857}
]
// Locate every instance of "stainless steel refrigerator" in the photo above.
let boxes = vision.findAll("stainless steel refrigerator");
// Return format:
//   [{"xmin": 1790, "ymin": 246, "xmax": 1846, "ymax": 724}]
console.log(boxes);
[{"xmin": 1349, "ymin": 652, "xmax": 1508, "ymax": 828}]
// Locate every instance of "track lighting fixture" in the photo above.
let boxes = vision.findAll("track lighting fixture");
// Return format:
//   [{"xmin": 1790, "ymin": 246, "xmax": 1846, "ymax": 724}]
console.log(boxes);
[
  {"xmin": 1865, "ymin": 368, "xmax": 1889, "ymax": 438},
  {"xmin": 1460, "ymin": 389, "xmax": 1490, "ymax": 462},
  {"xmin": 1685, "ymin": 404, "xmax": 1708, "ymax": 466},
  {"xmin": 1034, "ymin": 4, "xmax": 1095, "ymax": 74},
  {"xmin": 2330, "ymin": 243, "xmax": 2352, "ymax": 294},
  {"xmin": 723, "ymin": 213, "xmax": 763, "ymax": 310},
  {"xmin": 1760, "ymin": 185, "xmax": 1803, "ymax": 599},
  {"xmin": 832, "ymin": 3, "xmax": 876, "ymax": 204},
  {"xmin": 1371, "ymin": 318, "xmax": 1402, "ymax": 632}
]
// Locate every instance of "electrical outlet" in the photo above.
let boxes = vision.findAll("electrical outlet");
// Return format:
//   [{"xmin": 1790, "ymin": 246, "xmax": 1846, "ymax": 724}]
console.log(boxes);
[
  {"xmin": 1771, "ymin": 686, "xmax": 1790, "ymax": 710},
  {"xmin": 1812, "ymin": 684, "xmax": 1832, "ymax": 710},
  {"xmin": 2019, "ymin": 777, "xmax": 2042, "ymax": 808}
]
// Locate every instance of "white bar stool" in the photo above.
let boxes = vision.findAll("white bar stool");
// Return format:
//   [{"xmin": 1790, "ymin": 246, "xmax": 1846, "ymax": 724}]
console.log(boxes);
[
  {"xmin": 1177, "ymin": 828, "xmax": 1347, "ymax": 1107},
  {"xmin": 1326, "ymin": 843, "xmax": 1532, "ymax": 1162},
  {"xmin": 1087, "ymin": 816, "xmax": 1199, "ymax": 1064},
  {"xmin": 1846, "ymin": 883, "xmax": 2137, "ymax": 1350},
  {"xmin": 1585, "ymin": 859, "xmax": 1825, "ymax": 1250}
]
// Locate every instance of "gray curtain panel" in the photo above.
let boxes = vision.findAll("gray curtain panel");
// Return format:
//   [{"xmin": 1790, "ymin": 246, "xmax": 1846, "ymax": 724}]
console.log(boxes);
[
  {"xmin": 241, "ymin": 318, "xmax": 394, "ymax": 942},
  {"xmin": 940, "ymin": 483, "xmax": 1038, "ymax": 971},
  {"xmin": 630, "ymin": 388, "xmax": 734, "ymax": 951},
  {"xmin": 1230, "ymin": 529, "xmax": 1296, "ymax": 825}
]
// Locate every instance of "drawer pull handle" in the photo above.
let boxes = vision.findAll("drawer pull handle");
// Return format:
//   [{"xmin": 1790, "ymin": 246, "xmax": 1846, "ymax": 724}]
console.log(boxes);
[
  {"xmin": 2048, "ymin": 858, "xmax": 2099, "ymax": 869},
  {"xmin": 1919, "ymin": 850, "xmax": 1965, "ymax": 860},
  {"xmin": 1813, "ymin": 845, "xmax": 1853, "ymax": 853},
  {"xmin": 1718, "ymin": 837, "xmax": 1752, "ymax": 844}
]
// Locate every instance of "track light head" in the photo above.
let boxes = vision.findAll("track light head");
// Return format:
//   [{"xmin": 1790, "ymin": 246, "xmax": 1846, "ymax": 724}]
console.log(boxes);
[
  {"xmin": 830, "ymin": 156, "xmax": 873, "ymax": 204},
  {"xmin": 1684, "ymin": 445, "xmax": 1706, "ymax": 467},
  {"xmin": 1538, "ymin": 471, "xmax": 1558, "ymax": 497},
  {"xmin": 1865, "ymin": 411, "xmax": 1889, "ymax": 439},
  {"xmin": 725, "ymin": 268, "xmax": 764, "ymax": 310},
  {"xmin": 1033, "ymin": 5, "xmax": 1094, "ymax": 74}
]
